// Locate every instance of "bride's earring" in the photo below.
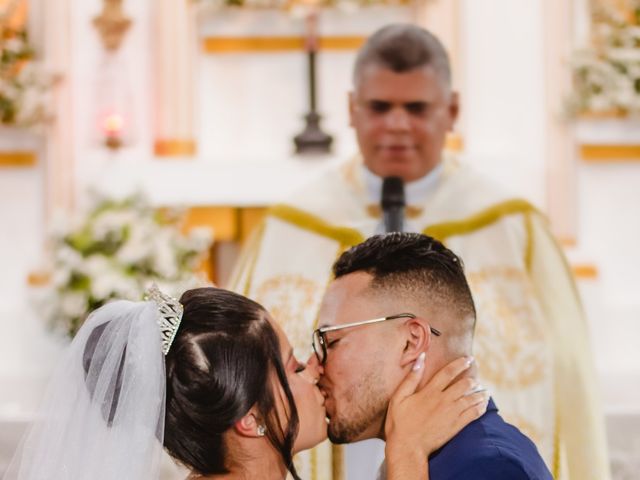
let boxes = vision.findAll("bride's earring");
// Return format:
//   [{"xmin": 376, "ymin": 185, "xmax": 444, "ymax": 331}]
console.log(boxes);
[{"xmin": 257, "ymin": 425, "xmax": 266, "ymax": 437}]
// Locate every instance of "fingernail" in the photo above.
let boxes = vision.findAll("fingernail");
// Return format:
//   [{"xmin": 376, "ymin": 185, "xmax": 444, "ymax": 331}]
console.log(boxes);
[
  {"xmin": 412, "ymin": 352, "xmax": 426, "ymax": 371},
  {"xmin": 466, "ymin": 356, "xmax": 475, "ymax": 367},
  {"xmin": 464, "ymin": 384, "xmax": 486, "ymax": 396}
]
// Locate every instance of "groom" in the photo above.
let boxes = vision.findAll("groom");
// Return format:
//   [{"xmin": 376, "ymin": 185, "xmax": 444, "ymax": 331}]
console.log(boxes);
[{"xmin": 312, "ymin": 233, "xmax": 552, "ymax": 479}]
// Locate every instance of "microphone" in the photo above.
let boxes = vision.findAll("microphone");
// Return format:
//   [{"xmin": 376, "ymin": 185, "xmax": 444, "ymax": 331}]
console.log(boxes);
[{"xmin": 381, "ymin": 176, "xmax": 405, "ymax": 233}]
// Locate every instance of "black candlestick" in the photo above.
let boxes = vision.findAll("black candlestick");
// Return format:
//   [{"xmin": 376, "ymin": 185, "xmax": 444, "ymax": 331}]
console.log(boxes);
[{"xmin": 293, "ymin": 11, "xmax": 333, "ymax": 155}]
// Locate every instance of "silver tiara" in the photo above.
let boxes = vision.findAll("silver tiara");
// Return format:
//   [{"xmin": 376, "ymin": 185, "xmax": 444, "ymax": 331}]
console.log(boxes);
[{"xmin": 144, "ymin": 284, "xmax": 183, "ymax": 355}]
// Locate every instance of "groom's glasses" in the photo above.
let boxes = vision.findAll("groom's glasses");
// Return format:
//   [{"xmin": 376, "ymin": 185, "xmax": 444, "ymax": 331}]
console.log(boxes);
[{"xmin": 312, "ymin": 312, "xmax": 442, "ymax": 365}]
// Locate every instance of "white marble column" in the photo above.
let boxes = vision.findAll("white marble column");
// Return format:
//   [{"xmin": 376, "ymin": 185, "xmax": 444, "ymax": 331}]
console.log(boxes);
[
  {"xmin": 541, "ymin": 0, "xmax": 578, "ymax": 241},
  {"xmin": 154, "ymin": 0, "xmax": 197, "ymax": 158},
  {"xmin": 413, "ymin": 0, "xmax": 465, "ymax": 151},
  {"xmin": 0, "ymin": 4, "xmax": 68, "ymax": 472},
  {"xmin": 413, "ymin": 0, "xmax": 462, "ymax": 87},
  {"xmin": 41, "ymin": 0, "xmax": 75, "ymax": 215}
]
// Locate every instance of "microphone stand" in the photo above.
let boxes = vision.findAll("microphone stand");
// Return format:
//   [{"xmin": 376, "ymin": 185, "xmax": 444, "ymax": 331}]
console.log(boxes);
[{"xmin": 381, "ymin": 176, "xmax": 405, "ymax": 233}]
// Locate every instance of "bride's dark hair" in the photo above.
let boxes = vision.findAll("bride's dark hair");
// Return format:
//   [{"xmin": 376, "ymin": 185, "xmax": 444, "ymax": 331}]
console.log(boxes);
[{"xmin": 163, "ymin": 287, "xmax": 300, "ymax": 479}]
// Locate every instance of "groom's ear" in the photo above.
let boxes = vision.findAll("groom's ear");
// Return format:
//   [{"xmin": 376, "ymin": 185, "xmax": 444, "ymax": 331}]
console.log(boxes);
[
  {"xmin": 234, "ymin": 411, "xmax": 262, "ymax": 438},
  {"xmin": 399, "ymin": 316, "xmax": 431, "ymax": 368}
]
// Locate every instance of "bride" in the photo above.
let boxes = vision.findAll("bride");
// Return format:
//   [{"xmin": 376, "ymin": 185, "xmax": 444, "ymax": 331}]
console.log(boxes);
[{"xmin": 4, "ymin": 286, "xmax": 487, "ymax": 479}]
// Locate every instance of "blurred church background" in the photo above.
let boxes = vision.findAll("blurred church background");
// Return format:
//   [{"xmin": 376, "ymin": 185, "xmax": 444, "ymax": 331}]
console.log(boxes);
[{"xmin": 0, "ymin": 0, "xmax": 639, "ymax": 477}]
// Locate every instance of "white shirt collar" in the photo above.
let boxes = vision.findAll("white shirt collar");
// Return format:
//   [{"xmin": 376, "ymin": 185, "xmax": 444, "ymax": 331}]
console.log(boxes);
[{"xmin": 362, "ymin": 162, "xmax": 443, "ymax": 206}]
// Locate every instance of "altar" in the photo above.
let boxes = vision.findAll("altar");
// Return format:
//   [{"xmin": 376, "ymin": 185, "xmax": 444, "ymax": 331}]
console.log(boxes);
[{"xmin": 1, "ymin": 0, "xmax": 640, "ymax": 478}]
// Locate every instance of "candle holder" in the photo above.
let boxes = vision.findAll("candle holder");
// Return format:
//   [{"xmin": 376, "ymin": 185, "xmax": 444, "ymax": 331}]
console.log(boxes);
[
  {"xmin": 93, "ymin": 0, "xmax": 133, "ymax": 150},
  {"xmin": 101, "ymin": 112, "xmax": 125, "ymax": 149},
  {"xmin": 293, "ymin": 9, "xmax": 333, "ymax": 155}
]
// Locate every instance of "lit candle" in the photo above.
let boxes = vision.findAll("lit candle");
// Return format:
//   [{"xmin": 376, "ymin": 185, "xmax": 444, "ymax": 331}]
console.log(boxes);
[{"xmin": 102, "ymin": 112, "xmax": 124, "ymax": 149}]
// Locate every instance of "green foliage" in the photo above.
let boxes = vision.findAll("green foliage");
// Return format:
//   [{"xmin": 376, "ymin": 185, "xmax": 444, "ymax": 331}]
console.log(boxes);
[{"xmin": 39, "ymin": 192, "xmax": 213, "ymax": 337}]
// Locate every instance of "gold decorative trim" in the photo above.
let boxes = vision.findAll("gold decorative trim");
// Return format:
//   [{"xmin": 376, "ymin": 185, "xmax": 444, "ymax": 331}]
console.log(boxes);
[
  {"xmin": 270, "ymin": 200, "xmax": 540, "ymax": 265},
  {"xmin": 310, "ymin": 446, "xmax": 318, "ymax": 480},
  {"xmin": 269, "ymin": 204, "xmax": 364, "ymax": 246},
  {"xmin": 423, "ymin": 199, "xmax": 539, "ymax": 242},
  {"xmin": 445, "ymin": 132, "xmax": 464, "ymax": 152},
  {"xmin": 242, "ymin": 222, "xmax": 266, "ymax": 296},
  {"xmin": 0, "ymin": 151, "xmax": 37, "ymax": 167},
  {"xmin": 553, "ymin": 408, "xmax": 561, "ymax": 479},
  {"xmin": 2, "ymin": 0, "xmax": 27, "ymax": 30},
  {"xmin": 558, "ymin": 236, "xmax": 576, "ymax": 247},
  {"xmin": 332, "ymin": 444, "xmax": 344, "ymax": 480},
  {"xmin": 182, "ymin": 207, "xmax": 237, "ymax": 242},
  {"xmin": 27, "ymin": 271, "xmax": 51, "ymax": 286},
  {"xmin": 524, "ymin": 213, "xmax": 534, "ymax": 272},
  {"xmin": 578, "ymin": 109, "xmax": 627, "ymax": 119},
  {"xmin": 572, "ymin": 263, "xmax": 598, "ymax": 279},
  {"xmin": 154, "ymin": 139, "xmax": 197, "ymax": 157},
  {"xmin": 202, "ymin": 36, "xmax": 366, "ymax": 53},
  {"xmin": 580, "ymin": 144, "xmax": 640, "ymax": 162},
  {"xmin": 179, "ymin": 207, "xmax": 238, "ymax": 282},
  {"xmin": 93, "ymin": 0, "xmax": 132, "ymax": 52},
  {"xmin": 239, "ymin": 207, "xmax": 267, "ymax": 244}
]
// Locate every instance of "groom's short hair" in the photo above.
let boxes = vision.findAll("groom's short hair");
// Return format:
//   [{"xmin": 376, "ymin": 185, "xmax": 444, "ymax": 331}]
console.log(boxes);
[{"xmin": 333, "ymin": 233, "xmax": 476, "ymax": 355}]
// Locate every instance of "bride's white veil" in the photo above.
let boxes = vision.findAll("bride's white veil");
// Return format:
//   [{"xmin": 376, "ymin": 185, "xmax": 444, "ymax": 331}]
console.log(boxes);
[{"xmin": 3, "ymin": 300, "xmax": 166, "ymax": 480}]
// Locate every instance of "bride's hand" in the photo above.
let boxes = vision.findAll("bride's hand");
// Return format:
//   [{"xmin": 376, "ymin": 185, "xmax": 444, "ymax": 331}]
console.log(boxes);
[{"xmin": 385, "ymin": 355, "xmax": 489, "ymax": 464}]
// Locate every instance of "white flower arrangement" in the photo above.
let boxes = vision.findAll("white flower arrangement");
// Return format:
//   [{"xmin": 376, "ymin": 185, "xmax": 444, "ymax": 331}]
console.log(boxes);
[
  {"xmin": 568, "ymin": 2, "xmax": 640, "ymax": 117},
  {"xmin": 39, "ymin": 192, "xmax": 213, "ymax": 337},
  {"xmin": 0, "ymin": 28, "xmax": 56, "ymax": 129}
]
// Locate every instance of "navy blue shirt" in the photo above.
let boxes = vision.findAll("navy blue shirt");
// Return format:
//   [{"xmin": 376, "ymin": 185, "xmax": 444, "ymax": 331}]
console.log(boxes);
[{"xmin": 427, "ymin": 398, "xmax": 553, "ymax": 479}]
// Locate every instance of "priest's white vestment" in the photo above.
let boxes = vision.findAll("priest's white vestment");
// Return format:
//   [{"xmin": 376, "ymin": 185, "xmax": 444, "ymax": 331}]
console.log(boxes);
[{"xmin": 230, "ymin": 156, "xmax": 610, "ymax": 480}]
